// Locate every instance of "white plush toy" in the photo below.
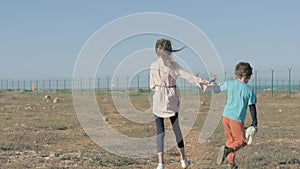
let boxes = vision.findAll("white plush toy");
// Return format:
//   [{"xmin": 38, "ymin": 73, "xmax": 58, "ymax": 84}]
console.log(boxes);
[{"xmin": 245, "ymin": 126, "xmax": 257, "ymax": 145}]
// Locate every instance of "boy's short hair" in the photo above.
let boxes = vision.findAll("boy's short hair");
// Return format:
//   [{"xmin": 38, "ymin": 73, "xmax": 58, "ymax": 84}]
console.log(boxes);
[{"xmin": 235, "ymin": 62, "xmax": 253, "ymax": 79}]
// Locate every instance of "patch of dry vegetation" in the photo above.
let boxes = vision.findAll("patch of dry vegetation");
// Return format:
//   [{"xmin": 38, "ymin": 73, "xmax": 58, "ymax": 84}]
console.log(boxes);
[{"xmin": 0, "ymin": 91, "xmax": 299, "ymax": 168}]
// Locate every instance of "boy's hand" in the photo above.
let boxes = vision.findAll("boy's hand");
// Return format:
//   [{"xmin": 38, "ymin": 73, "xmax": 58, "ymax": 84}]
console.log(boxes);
[
  {"xmin": 207, "ymin": 82, "xmax": 217, "ymax": 87},
  {"xmin": 251, "ymin": 123, "xmax": 258, "ymax": 132},
  {"xmin": 206, "ymin": 74, "xmax": 217, "ymax": 86}
]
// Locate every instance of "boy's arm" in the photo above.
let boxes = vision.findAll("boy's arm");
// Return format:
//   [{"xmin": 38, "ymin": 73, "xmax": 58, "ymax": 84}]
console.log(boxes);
[
  {"xmin": 249, "ymin": 104, "xmax": 258, "ymax": 128},
  {"xmin": 207, "ymin": 74, "xmax": 222, "ymax": 93},
  {"xmin": 211, "ymin": 85, "xmax": 221, "ymax": 93}
]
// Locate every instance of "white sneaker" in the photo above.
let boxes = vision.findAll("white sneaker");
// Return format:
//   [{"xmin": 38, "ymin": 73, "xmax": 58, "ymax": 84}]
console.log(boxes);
[
  {"xmin": 156, "ymin": 163, "xmax": 164, "ymax": 169},
  {"xmin": 181, "ymin": 160, "xmax": 190, "ymax": 168}
]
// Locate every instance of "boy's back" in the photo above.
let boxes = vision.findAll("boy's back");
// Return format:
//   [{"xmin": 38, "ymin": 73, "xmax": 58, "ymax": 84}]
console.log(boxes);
[{"xmin": 221, "ymin": 80, "xmax": 256, "ymax": 123}]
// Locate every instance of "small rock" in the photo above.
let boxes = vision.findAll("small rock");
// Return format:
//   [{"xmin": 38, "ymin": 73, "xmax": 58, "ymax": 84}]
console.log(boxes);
[
  {"xmin": 15, "ymin": 151, "xmax": 21, "ymax": 155},
  {"xmin": 53, "ymin": 97, "xmax": 59, "ymax": 103},
  {"xmin": 43, "ymin": 95, "xmax": 51, "ymax": 100},
  {"xmin": 200, "ymin": 101, "xmax": 207, "ymax": 105},
  {"xmin": 103, "ymin": 116, "xmax": 108, "ymax": 121},
  {"xmin": 49, "ymin": 153, "xmax": 55, "ymax": 158},
  {"xmin": 25, "ymin": 106, "xmax": 32, "ymax": 110}
]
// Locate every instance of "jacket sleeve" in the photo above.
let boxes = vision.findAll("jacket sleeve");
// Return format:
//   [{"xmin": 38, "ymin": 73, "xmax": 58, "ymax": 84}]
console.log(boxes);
[
  {"xmin": 173, "ymin": 62, "xmax": 209, "ymax": 92},
  {"xmin": 149, "ymin": 64, "xmax": 156, "ymax": 91},
  {"xmin": 249, "ymin": 104, "xmax": 258, "ymax": 127}
]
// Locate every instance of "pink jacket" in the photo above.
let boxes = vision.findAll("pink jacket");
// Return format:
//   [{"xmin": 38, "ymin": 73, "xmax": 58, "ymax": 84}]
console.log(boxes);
[{"xmin": 150, "ymin": 58, "xmax": 208, "ymax": 117}]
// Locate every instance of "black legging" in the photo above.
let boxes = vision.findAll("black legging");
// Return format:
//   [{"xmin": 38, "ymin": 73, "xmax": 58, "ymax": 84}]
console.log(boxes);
[{"xmin": 154, "ymin": 113, "xmax": 184, "ymax": 153}]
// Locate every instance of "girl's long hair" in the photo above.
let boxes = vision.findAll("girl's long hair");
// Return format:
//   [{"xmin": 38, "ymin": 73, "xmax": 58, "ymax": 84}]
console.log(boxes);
[{"xmin": 155, "ymin": 39, "xmax": 185, "ymax": 70}]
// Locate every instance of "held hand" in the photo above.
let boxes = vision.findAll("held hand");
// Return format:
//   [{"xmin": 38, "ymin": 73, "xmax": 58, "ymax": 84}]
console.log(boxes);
[
  {"xmin": 207, "ymin": 74, "xmax": 217, "ymax": 86},
  {"xmin": 199, "ymin": 82, "xmax": 213, "ymax": 88},
  {"xmin": 251, "ymin": 122, "xmax": 258, "ymax": 131},
  {"xmin": 245, "ymin": 124, "xmax": 258, "ymax": 130},
  {"xmin": 207, "ymin": 81, "xmax": 217, "ymax": 87},
  {"xmin": 210, "ymin": 74, "xmax": 217, "ymax": 82}
]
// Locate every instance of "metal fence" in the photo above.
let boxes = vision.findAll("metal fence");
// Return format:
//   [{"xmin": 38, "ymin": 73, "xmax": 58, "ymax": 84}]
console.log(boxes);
[{"xmin": 1, "ymin": 68, "xmax": 300, "ymax": 97}]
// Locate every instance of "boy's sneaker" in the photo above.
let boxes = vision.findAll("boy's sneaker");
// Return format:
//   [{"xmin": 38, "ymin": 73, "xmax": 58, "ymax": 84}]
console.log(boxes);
[
  {"xmin": 181, "ymin": 160, "xmax": 190, "ymax": 168},
  {"xmin": 156, "ymin": 163, "xmax": 164, "ymax": 169},
  {"xmin": 227, "ymin": 163, "xmax": 238, "ymax": 169},
  {"xmin": 217, "ymin": 145, "xmax": 233, "ymax": 165}
]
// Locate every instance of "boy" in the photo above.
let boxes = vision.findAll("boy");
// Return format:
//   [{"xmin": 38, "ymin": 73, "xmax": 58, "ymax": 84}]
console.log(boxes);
[{"xmin": 212, "ymin": 62, "xmax": 258, "ymax": 169}]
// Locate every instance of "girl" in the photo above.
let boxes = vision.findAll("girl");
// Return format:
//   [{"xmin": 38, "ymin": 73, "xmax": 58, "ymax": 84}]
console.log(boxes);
[{"xmin": 150, "ymin": 39, "xmax": 212, "ymax": 169}]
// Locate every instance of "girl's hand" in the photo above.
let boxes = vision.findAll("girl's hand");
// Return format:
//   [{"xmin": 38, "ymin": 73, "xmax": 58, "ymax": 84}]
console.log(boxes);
[{"xmin": 207, "ymin": 82, "xmax": 217, "ymax": 86}]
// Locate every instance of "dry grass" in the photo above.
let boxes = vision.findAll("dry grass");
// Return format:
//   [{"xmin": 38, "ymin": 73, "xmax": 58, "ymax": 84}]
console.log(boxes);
[{"xmin": 0, "ymin": 91, "xmax": 299, "ymax": 169}]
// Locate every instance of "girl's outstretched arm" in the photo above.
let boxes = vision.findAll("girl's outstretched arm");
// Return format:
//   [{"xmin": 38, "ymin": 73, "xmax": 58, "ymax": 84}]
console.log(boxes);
[{"xmin": 173, "ymin": 62, "xmax": 210, "ymax": 92}]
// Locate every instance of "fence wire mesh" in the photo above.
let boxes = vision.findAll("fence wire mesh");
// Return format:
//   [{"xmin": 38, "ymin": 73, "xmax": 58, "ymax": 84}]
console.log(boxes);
[{"xmin": 1, "ymin": 68, "xmax": 299, "ymax": 97}]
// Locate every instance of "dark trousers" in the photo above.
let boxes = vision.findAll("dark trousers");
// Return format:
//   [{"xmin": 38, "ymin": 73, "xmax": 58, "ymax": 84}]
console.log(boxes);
[{"xmin": 154, "ymin": 113, "xmax": 184, "ymax": 153}]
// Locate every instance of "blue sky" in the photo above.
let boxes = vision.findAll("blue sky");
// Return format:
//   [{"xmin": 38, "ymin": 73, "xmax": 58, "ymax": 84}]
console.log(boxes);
[{"xmin": 1, "ymin": 1, "xmax": 300, "ymax": 79}]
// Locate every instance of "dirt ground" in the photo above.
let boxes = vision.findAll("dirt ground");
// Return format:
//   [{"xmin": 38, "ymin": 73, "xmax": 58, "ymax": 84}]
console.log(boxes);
[{"xmin": 0, "ymin": 91, "xmax": 299, "ymax": 169}]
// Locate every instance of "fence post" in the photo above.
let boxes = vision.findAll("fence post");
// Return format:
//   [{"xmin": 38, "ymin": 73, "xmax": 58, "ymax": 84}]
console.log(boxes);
[
  {"xmin": 30, "ymin": 81, "xmax": 32, "ymax": 92},
  {"xmin": 282, "ymin": 80, "xmax": 284, "ymax": 94},
  {"xmin": 97, "ymin": 78, "xmax": 100, "ymax": 95},
  {"xmin": 117, "ymin": 77, "xmax": 119, "ymax": 97},
  {"xmin": 72, "ymin": 79, "xmax": 74, "ymax": 93},
  {"xmin": 137, "ymin": 76, "xmax": 140, "ymax": 97},
  {"xmin": 258, "ymin": 78, "xmax": 261, "ymax": 93},
  {"xmin": 271, "ymin": 69, "xmax": 274, "ymax": 98},
  {"xmin": 148, "ymin": 75, "xmax": 151, "ymax": 96},
  {"xmin": 80, "ymin": 79, "xmax": 83, "ymax": 94},
  {"xmin": 36, "ymin": 80, "xmax": 38, "ymax": 93},
  {"xmin": 276, "ymin": 79, "xmax": 279, "ymax": 95},
  {"xmin": 64, "ymin": 79, "xmax": 66, "ymax": 93},
  {"xmin": 127, "ymin": 77, "xmax": 129, "ymax": 90},
  {"xmin": 254, "ymin": 70, "xmax": 258, "ymax": 94},
  {"xmin": 49, "ymin": 80, "xmax": 51, "ymax": 91},
  {"xmin": 89, "ymin": 78, "xmax": 91, "ymax": 90},
  {"xmin": 42, "ymin": 80, "xmax": 45, "ymax": 94},
  {"xmin": 288, "ymin": 67, "xmax": 292, "ymax": 96},
  {"xmin": 107, "ymin": 77, "xmax": 110, "ymax": 96},
  {"xmin": 183, "ymin": 79, "xmax": 186, "ymax": 97},
  {"xmin": 56, "ymin": 79, "xmax": 59, "ymax": 92}
]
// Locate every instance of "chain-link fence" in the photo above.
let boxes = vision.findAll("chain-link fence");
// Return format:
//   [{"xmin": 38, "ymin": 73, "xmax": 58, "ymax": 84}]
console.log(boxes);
[
  {"xmin": 1, "ymin": 68, "xmax": 299, "ymax": 97},
  {"xmin": 224, "ymin": 68, "xmax": 300, "ymax": 96}
]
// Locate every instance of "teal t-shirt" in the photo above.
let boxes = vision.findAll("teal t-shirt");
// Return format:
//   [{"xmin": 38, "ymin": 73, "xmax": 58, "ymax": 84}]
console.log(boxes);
[{"xmin": 220, "ymin": 80, "xmax": 257, "ymax": 123}]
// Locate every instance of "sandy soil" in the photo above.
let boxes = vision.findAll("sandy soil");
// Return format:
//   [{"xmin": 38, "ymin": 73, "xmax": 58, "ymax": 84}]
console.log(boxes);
[{"xmin": 0, "ymin": 91, "xmax": 299, "ymax": 169}]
